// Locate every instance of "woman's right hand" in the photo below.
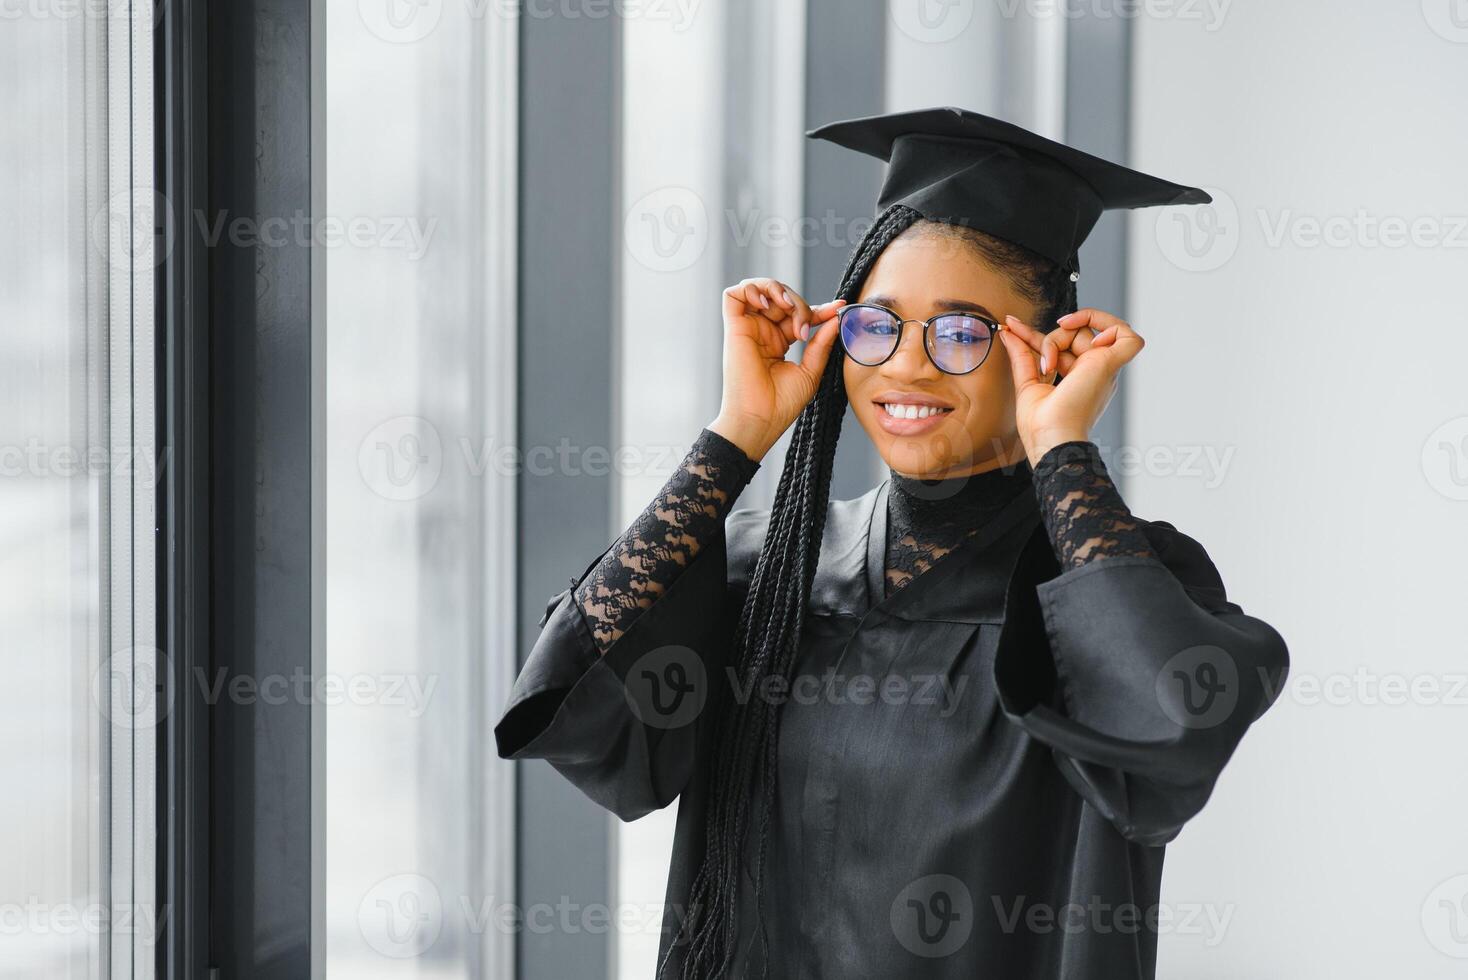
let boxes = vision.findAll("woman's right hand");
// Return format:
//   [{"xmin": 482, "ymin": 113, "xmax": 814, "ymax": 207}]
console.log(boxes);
[{"xmin": 709, "ymin": 278, "xmax": 846, "ymax": 462}]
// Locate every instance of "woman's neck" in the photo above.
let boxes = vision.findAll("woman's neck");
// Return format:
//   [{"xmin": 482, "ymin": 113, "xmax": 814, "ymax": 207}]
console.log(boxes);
[{"xmin": 887, "ymin": 458, "xmax": 1034, "ymax": 537}]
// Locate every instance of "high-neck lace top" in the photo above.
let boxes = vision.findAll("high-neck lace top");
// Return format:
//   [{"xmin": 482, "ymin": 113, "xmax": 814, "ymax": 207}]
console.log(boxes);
[
  {"xmin": 883, "ymin": 461, "xmax": 1035, "ymax": 598},
  {"xmin": 572, "ymin": 428, "xmax": 1157, "ymax": 651}
]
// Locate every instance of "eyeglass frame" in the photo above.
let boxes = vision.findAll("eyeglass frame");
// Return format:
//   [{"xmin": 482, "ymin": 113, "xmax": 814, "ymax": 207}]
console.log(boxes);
[{"xmin": 836, "ymin": 302, "xmax": 1002, "ymax": 376}]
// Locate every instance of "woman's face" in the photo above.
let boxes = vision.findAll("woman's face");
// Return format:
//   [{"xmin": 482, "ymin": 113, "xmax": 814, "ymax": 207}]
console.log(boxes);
[{"xmin": 843, "ymin": 229, "xmax": 1043, "ymax": 479}]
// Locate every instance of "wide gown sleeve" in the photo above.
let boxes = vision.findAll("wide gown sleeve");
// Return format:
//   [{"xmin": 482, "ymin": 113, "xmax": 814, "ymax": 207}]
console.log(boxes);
[
  {"xmin": 493, "ymin": 427, "xmax": 763, "ymax": 822},
  {"xmin": 995, "ymin": 441, "xmax": 1291, "ymax": 846}
]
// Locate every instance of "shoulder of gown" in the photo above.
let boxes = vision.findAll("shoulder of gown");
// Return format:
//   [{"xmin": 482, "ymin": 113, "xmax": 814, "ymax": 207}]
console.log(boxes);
[
  {"xmin": 725, "ymin": 482, "xmax": 884, "ymax": 617},
  {"xmin": 1136, "ymin": 517, "xmax": 1241, "ymax": 615},
  {"xmin": 493, "ymin": 482, "xmax": 885, "ymax": 820},
  {"xmin": 994, "ymin": 510, "xmax": 1291, "ymax": 845}
]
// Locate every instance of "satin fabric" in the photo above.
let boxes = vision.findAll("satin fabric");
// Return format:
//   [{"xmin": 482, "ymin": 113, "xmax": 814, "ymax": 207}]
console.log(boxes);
[{"xmin": 496, "ymin": 480, "xmax": 1289, "ymax": 979}]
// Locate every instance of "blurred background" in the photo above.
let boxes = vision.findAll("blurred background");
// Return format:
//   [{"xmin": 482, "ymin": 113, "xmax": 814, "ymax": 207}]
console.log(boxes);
[{"xmin": 2, "ymin": 0, "xmax": 1465, "ymax": 977}]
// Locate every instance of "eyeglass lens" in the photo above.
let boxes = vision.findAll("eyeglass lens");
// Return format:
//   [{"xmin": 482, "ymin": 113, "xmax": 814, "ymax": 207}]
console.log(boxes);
[{"xmin": 838, "ymin": 305, "xmax": 993, "ymax": 375}]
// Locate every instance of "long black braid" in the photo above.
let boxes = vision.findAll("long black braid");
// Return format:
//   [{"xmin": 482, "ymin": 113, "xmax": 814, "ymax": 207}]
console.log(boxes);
[{"xmin": 661, "ymin": 204, "xmax": 1078, "ymax": 980}]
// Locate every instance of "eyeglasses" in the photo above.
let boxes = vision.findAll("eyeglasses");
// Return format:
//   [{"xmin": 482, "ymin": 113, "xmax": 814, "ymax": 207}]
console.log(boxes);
[{"xmin": 837, "ymin": 303, "xmax": 999, "ymax": 376}]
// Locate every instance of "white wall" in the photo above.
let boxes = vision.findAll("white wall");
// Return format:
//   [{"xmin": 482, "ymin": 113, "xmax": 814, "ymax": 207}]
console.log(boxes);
[
  {"xmin": 886, "ymin": 0, "xmax": 1065, "ymax": 138},
  {"xmin": 1128, "ymin": 3, "xmax": 1468, "ymax": 974}
]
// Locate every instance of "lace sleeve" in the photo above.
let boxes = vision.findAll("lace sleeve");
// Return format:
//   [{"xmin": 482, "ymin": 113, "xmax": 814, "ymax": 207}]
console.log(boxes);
[
  {"xmin": 572, "ymin": 426, "xmax": 760, "ymax": 653},
  {"xmin": 1031, "ymin": 440, "xmax": 1159, "ymax": 569}
]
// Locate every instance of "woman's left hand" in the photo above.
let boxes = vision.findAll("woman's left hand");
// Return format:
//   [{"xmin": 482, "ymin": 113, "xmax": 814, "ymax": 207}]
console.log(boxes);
[{"xmin": 997, "ymin": 308, "xmax": 1145, "ymax": 468}]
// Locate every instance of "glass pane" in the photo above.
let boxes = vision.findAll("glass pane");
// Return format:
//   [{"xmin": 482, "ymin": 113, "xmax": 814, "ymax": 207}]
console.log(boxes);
[
  {"xmin": 614, "ymin": 2, "xmax": 807, "ymax": 975},
  {"xmin": 323, "ymin": 1, "xmax": 515, "ymax": 975},
  {"xmin": 0, "ymin": 9, "xmax": 109, "ymax": 979}
]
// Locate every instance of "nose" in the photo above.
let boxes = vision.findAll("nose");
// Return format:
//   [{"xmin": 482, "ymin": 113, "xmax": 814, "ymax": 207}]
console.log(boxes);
[{"xmin": 880, "ymin": 320, "xmax": 940, "ymax": 378}]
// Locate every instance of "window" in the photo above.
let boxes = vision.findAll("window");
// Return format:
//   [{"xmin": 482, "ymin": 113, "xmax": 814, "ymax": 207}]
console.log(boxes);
[
  {"xmin": 322, "ymin": 1, "xmax": 517, "ymax": 974},
  {"xmin": 1, "ymin": 3, "xmax": 156, "ymax": 976}
]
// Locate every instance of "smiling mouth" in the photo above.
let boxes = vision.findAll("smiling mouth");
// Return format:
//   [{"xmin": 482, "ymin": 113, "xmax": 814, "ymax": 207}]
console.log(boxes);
[{"xmin": 878, "ymin": 402, "xmax": 954, "ymax": 420}]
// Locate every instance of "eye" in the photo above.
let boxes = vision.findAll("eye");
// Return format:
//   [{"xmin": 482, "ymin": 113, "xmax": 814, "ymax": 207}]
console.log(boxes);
[
  {"xmin": 846, "ymin": 307, "xmax": 900, "ymax": 335},
  {"xmin": 933, "ymin": 314, "xmax": 992, "ymax": 344}
]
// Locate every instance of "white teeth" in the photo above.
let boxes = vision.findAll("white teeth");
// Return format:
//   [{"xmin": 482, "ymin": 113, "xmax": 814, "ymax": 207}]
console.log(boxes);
[{"xmin": 881, "ymin": 403, "xmax": 949, "ymax": 419}]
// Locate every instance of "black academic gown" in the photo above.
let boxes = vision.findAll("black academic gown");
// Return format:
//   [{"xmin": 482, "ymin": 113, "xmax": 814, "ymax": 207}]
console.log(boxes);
[{"xmin": 495, "ymin": 479, "xmax": 1289, "ymax": 980}]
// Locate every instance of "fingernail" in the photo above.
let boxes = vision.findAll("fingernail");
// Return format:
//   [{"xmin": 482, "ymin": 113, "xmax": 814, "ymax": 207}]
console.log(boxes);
[
  {"xmin": 782, "ymin": 290, "xmax": 794, "ymax": 306},
  {"xmin": 759, "ymin": 294, "xmax": 770, "ymax": 309},
  {"xmin": 1005, "ymin": 314, "xmax": 1020, "ymax": 325},
  {"xmin": 1040, "ymin": 353, "xmax": 1049, "ymax": 373},
  {"xmin": 800, "ymin": 323, "xmax": 810, "ymax": 341}
]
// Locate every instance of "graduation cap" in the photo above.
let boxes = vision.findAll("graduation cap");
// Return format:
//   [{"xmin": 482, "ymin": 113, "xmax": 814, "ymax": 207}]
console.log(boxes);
[{"xmin": 806, "ymin": 106, "xmax": 1211, "ymax": 278}]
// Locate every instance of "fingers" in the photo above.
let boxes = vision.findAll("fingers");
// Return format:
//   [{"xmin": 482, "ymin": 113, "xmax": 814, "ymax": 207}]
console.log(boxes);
[
  {"xmin": 1057, "ymin": 307, "xmax": 1127, "ymax": 333},
  {"xmin": 1067, "ymin": 325, "xmax": 1099, "ymax": 357},
  {"xmin": 1005, "ymin": 309, "xmax": 1143, "ymax": 375},
  {"xmin": 722, "ymin": 281, "xmax": 753, "ymax": 315},
  {"xmin": 1039, "ymin": 322, "xmax": 1085, "ymax": 370},
  {"xmin": 1004, "ymin": 315, "xmax": 1065, "ymax": 380},
  {"xmin": 1057, "ymin": 308, "xmax": 1146, "ymax": 366},
  {"xmin": 1045, "ymin": 318, "xmax": 1137, "ymax": 407},
  {"xmin": 797, "ymin": 315, "xmax": 842, "ymax": 378},
  {"xmin": 1001, "ymin": 314, "xmax": 1046, "ymax": 350},
  {"xmin": 1109, "ymin": 322, "xmax": 1144, "ymax": 366},
  {"xmin": 809, "ymin": 299, "xmax": 847, "ymax": 327},
  {"xmin": 997, "ymin": 323, "xmax": 1046, "ymax": 391},
  {"xmin": 724, "ymin": 280, "xmax": 774, "ymax": 319},
  {"xmin": 1003, "ymin": 314, "xmax": 1075, "ymax": 375},
  {"xmin": 1040, "ymin": 330, "xmax": 1062, "ymax": 378},
  {"xmin": 724, "ymin": 281, "xmax": 775, "ymax": 332},
  {"xmin": 766, "ymin": 280, "xmax": 817, "ymax": 339},
  {"xmin": 722, "ymin": 278, "xmax": 792, "ymax": 337},
  {"xmin": 789, "ymin": 298, "xmax": 846, "ymax": 345},
  {"xmin": 724, "ymin": 278, "xmax": 845, "ymax": 345}
]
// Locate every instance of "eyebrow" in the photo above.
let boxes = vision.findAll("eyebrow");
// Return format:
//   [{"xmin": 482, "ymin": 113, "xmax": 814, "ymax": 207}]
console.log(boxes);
[{"xmin": 863, "ymin": 295, "xmax": 999, "ymax": 320}]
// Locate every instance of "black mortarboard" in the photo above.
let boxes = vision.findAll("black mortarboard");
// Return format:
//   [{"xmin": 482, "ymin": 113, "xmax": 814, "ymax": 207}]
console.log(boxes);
[{"xmin": 807, "ymin": 106, "xmax": 1211, "ymax": 276}]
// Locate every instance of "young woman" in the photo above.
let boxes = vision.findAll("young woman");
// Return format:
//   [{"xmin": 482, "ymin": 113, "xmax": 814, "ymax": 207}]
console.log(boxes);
[{"xmin": 496, "ymin": 108, "xmax": 1289, "ymax": 979}]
